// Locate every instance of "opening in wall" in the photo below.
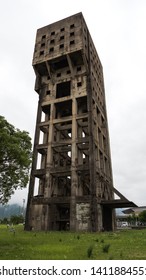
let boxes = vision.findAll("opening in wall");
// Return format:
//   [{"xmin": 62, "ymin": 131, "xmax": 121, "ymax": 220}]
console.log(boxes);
[
  {"xmin": 36, "ymin": 153, "xmax": 42, "ymax": 170},
  {"xmin": 82, "ymin": 131, "xmax": 85, "ymax": 138},
  {"xmin": 39, "ymin": 131, "xmax": 44, "ymax": 144},
  {"xmin": 55, "ymin": 100, "xmax": 72, "ymax": 118},
  {"xmin": 34, "ymin": 178, "xmax": 39, "ymax": 196},
  {"xmin": 42, "ymin": 104, "xmax": 50, "ymax": 120},
  {"xmin": 77, "ymin": 96, "xmax": 87, "ymax": 114},
  {"xmin": 56, "ymin": 81, "xmax": 71, "ymax": 98},
  {"xmin": 41, "ymin": 111, "xmax": 45, "ymax": 122}
]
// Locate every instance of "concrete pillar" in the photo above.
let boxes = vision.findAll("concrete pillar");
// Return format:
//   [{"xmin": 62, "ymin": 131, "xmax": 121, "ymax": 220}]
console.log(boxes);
[{"xmin": 70, "ymin": 97, "xmax": 78, "ymax": 231}]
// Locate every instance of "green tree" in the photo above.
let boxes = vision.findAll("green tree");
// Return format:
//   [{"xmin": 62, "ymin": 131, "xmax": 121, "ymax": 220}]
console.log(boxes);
[
  {"xmin": 138, "ymin": 210, "xmax": 146, "ymax": 223},
  {"xmin": 10, "ymin": 215, "xmax": 24, "ymax": 225},
  {"xmin": 0, "ymin": 116, "xmax": 32, "ymax": 204}
]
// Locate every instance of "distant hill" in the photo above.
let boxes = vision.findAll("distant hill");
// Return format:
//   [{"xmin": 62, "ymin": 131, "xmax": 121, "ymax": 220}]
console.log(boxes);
[
  {"xmin": 0, "ymin": 204, "xmax": 24, "ymax": 219},
  {"xmin": 0, "ymin": 204, "xmax": 126, "ymax": 219}
]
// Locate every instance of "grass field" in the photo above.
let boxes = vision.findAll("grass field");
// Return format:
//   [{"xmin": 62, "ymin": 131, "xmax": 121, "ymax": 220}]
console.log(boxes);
[{"xmin": 0, "ymin": 225, "xmax": 146, "ymax": 260}]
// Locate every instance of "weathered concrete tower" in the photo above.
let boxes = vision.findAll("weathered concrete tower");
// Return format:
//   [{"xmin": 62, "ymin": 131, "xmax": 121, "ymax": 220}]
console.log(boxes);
[{"xmin": 25, "ymin": 13, "xmax": 136, "ymax": 231}]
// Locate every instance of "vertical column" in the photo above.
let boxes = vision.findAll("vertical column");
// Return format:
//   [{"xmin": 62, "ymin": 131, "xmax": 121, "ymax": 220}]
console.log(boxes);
[
  {"xmin": 86, "ymin": 30, "xmax": 100, "ymax": 231},
  {"xmin": 45, "ymin": 103, "xmax": 55, "ymax": 198},
  {"xmin": 43, "ymin": 102, "xmax": 55, "ymax": 230},
  {"xmin": 25, "ymin": 98, "xmax": 42, "ymax": 230},
  {"xmin": 70, "ymin": 96, "xmax": 78, "ymax": 231}
]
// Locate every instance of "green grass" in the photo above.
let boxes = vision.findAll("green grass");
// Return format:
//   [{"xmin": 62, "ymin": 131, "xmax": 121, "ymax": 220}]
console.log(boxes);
[{"xmin": 0, "ymin": 225, "xmax": 146, "ymax": 259}]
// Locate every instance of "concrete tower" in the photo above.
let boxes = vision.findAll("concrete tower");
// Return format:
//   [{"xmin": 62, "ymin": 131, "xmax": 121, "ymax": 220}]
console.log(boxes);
[{"xmin": 25, "ymin": 13, "xmax": 136, "ymax": 231}]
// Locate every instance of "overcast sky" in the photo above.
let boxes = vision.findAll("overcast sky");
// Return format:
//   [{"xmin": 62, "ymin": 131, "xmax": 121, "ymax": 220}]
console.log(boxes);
[{"xmin": 0, "ymin": 0, "xmax": 146, "ymax": 208}]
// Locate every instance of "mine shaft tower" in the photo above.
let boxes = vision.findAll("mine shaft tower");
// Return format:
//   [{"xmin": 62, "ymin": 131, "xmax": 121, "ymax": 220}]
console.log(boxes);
[{"xmin": 25, "ymin": 13, "xmax": 136, "ymax": 231}]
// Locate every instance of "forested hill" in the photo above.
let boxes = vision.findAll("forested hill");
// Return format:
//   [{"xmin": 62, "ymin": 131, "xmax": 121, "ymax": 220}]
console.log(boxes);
[{"xmin": 0, "ymin": 204, "xmax": 24, "ymax": 219}]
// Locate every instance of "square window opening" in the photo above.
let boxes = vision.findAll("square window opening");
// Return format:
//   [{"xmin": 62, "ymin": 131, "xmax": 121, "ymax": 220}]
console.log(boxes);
[
  {"xmin": 60, "ymin": 35, "xmax": 64, "ymax": 40},
  {"xmin": 70, "ymin": 24, "xmax": 75, "ymax": 29},
  {"xmin": 42, "ymin": 35, "xmax": 46, "ymax": 39},
  {"xmin": 60, "ymin": 44, "xmax": 64, "ymax": 49},
  {"xmin": 49, "ymin": 47, "xmax": 54, "ymax": 53},
  {"xmin": 56, "ymin": 81, "xmax": 71, "ymax": 98},
  {"xmin": 50, "ymin": 39, "xmax": 55, "ymax": 44},
  {"xmin": 46, "ymin": 90, "xmax": 51, "ymax": 95},
  {"xmin": 70, "ymin": 40, "xmax": 75, "ymax": 45},
  {"xmin": 55, "ymin": 100, "xmax": 72, "ymax": 118},
  {"xmin": 40, "ymin": 50, "xmax": 44, "ymax": 56}
]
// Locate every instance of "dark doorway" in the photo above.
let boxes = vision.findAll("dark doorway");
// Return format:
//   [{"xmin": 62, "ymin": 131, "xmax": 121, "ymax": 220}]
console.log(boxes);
[
  {"xmin": 56, "ymin": 205, "xmax": 70, "ymax": 231},
  {"xmin": 102, "ymin": 206, "xmax": 113, "ymax": 231}
]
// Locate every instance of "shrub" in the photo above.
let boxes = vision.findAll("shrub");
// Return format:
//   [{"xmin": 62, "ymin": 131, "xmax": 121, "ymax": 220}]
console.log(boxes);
[{"xmin": 10, "ymin": 215, "xmax": 24, "ymax": 225}]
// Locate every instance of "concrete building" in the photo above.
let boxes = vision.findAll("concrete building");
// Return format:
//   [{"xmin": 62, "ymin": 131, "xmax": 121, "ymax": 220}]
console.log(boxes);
[{"xmin": 25, "ymin": 13, "xmax": 136, "ymax": 232}]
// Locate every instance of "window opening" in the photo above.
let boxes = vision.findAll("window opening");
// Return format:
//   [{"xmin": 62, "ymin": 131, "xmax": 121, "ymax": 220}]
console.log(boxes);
[
  {"xmin": 40, "ymin": 51, "xmax": 44, "ymax": 56},
  {"xmin": 36, "ymin": 153, "xmax": 42, "ymax": 170},
  {"xmin": 49, "ymin": 47, "xmax": 54, "ymax": 53},
  {"xmin": 46, "ymin": 90, "xmax": 51, "ymax": 95},
  {"xmin": 70, "ymin": 40, "xmax": 75, "ymax": 45},
  {"xmin": 60, "ymin": 35, "xmax": 64, "ymax": 40},
  {"xmin": 77, "ymin": 66, "xmax": 81, "ymax": 72},
  {"xmin": 56, "ymin": 81, "xmax": 71, "ymax": 98},
  {"xmin": 70, "ymin": 24, "xmax": 75, "ymax": 29},
  {"xmin": 82, "ymin": 131, "xmax": 85, "ymax": 138},
  {"xmin": 55, "ymin": 100, "xmax": 72, "ymax": 118},
  {"xmin": 39, "ymin": 131, "xmax": 44, "ymax": 145},
  {"xmin": 77, "ymin": 81, "xmax": 82, "ymax": 87},
  {"xmin": 60, "ymin": 44, "xmax": 64, "ymax": 49},
  {"xmin": 50, "ymin": 39, "xmax": 55, "ymax": 44}
]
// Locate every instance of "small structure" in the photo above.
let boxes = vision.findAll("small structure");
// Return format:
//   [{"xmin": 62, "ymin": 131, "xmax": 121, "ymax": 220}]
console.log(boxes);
[
  {"xmin": 123, "ymin": 206, "xmax": 146, "ymax": 216},
  {"xmin": 25, "ymin": 13, "xmax": 136, "ymax": 232}
]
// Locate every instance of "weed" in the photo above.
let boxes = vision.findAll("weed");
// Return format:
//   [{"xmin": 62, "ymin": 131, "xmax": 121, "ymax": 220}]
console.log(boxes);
[
  {"xmin": 101, "ymin": 239, "xmax": 104, "ymax": 243},
  {"xmin": 102, "ymin": 244, "xmax": 110, "ymax": 253},
  {"xmin": 59, "ymin": 238, "xmax": 62, "ymax": 242},
  {"xmin": 108, "ymin": 255, "xmax": 114, "ymax": 260},
  {"xmin": 77, "ymin": 235, "xmax": 80, "ymax": 240},
  {"xmin": 87, "ymin": 245, "xmax": 94, "ymax": 258}
]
